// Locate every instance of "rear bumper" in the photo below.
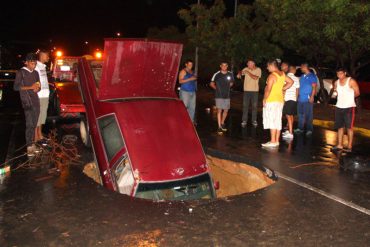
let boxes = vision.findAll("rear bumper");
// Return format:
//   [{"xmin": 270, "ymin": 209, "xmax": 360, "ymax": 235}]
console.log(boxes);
[{"xmin": 60, "ymin": 104, "xmax": 85, "ymax": 114}]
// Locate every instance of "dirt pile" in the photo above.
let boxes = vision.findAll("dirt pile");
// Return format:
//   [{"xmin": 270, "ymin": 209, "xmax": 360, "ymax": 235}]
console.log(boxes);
[
  {"xmin": 83, "ymin": 162, "xmax": 102, "ymax": 185},
  {"xmin": 206, "ymin": 155, "xmax": 274, "ymax": 198},
  {"xmin": 83, "ymin": 155, "xmax": 274, "ymax": 199}
]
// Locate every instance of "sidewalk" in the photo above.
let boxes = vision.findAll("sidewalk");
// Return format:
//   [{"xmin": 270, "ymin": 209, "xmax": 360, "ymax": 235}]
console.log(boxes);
[{"xmin": 198, "ymin": 87, "xmax": 370, "ymax": 134}]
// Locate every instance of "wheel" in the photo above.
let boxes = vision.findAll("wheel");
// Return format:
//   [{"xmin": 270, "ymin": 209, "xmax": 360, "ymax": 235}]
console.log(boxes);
[
  {"xmin": 80, "ymin": 116, "xmax": 91, "ymax": 147},
  {"xmin": 317, "ymin": 90, "xmax": 329, "ymax": 103},
  {"xmin": 48, "ymin": 92, "xmax": 60, "ymax": 117}
]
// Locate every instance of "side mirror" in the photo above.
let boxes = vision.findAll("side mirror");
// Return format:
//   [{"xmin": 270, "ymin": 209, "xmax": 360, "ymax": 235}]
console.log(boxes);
[{"xmin": 214, "ymin": 181, "xmax": 220, "ymax": 190}]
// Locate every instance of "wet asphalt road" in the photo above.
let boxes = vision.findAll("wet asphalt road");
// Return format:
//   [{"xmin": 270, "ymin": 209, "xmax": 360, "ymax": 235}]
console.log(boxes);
[{"xmin": 0, "ymin": 90, "xmax": 370, "ymax": 246}]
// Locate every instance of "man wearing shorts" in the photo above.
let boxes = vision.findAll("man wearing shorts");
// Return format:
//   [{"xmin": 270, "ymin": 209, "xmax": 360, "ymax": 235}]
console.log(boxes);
[
  {"xmin": 281, "ymin": 64, "xmax": 299, "ymax": 139},
  {"xmin": 210, "ymin": 62, "xmax": 234, "ymax": 133},
  {"xmin": 262, "ymin": 59, "xmax": 293, "ymax": 148},
  {"xmin": 331, "ymin": 68, "xmax": 360, "ymax": 152},
  {"xmin": 35, "ymin": 50, "xmax": 50, "ymax": 142}
]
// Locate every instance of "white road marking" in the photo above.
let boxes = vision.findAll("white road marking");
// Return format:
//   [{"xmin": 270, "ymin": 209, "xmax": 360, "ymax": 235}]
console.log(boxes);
[{"xmin": 276, "ymin": 171, "xmax": 370, "ymax": 216}]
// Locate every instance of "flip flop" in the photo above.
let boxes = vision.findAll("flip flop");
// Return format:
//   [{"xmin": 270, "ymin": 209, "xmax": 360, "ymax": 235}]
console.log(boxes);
[{"xmin": 330, "ymin": 146, "xmax": 343, "ymax": 152}]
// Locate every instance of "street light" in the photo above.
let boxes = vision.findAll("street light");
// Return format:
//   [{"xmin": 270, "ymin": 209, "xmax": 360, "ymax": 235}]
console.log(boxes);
[
  {"xmin": 95, "ymin": 51, "xmax": 102, "ymax": 59},
  {"xmin": 56, "ymin": 50, "xmax": 63, "ymax": 57},
  {"xmin": 116, "ymin": 32, "xmax": 121, "ymax": 37}
]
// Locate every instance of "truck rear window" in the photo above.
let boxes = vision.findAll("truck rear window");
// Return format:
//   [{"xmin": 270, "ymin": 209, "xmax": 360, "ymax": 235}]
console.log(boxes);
[
  {"xmin": 98, "ymin": 115, "xmax": 124, "ymax": 161},
  {"xmin": 135, "ymin": 173, "xmax": 215, "ymax": 201}
]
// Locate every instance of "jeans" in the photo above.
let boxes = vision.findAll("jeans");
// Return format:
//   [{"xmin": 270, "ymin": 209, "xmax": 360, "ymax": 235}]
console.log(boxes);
[
  {"xmin": 24, "ymin": 106, "xmax": 40, "ymax": 144},
  {"xmin": 297, "ymin": 102, "xmax": 313, "ymax": 131},
  {"xmin": 242, "ymin": 91, "xmax": 258, "ymax": 123},
  {"xmin": 179, "ymin": 90, "xmax": 196, "ymax": 122}
]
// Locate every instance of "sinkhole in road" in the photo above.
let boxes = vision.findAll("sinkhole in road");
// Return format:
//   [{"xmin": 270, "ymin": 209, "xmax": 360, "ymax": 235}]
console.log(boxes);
[{"xmin": 83, "ymin": 155, "xmax": 274, "ymax": 200}]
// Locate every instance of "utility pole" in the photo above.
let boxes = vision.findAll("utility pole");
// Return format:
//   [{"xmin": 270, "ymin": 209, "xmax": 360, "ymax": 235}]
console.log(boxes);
[
  {"xmin": 194, "ymin": 0, "xmax": 200, "ymax": 75},
  {"xmin": 231, "ymin": 0, "xmax": 238, "ymax": 71},
  {"xmin": 234, "ymin": 0, "xmax": 238, "ymax": 17}
]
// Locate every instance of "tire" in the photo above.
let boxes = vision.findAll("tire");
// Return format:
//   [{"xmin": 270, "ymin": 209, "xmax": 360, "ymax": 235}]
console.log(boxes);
[
  {"xmin": 48, "ymin": 92, "xmax": 60, "ymax": 117},
  {"xmin": 80, "ymin": 115, "xmax": 91, "ymax": 147},
  {"xmin": 318, "ymin": 90, "xmax": 329, "ymax": 103}
]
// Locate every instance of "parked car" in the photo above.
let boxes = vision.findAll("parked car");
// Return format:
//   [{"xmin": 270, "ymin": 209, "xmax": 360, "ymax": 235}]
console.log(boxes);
[
  {"xmin": 358, "ymin": 74, "xmax": 370, "ymax": 110},
  {"xmin": 295, "ymin": 67, "xmax": 336, "ymax": 103},
  {"xmin": 0, "ymin": 70, "xmax": 20, "ymax": 108},
  {"xmin": 49, "ymin": 56, "xmax": 86, "ymax": 119},
  {"xmin": 78, "ymin": 39, "xmax": 216, "ymax": 201}
]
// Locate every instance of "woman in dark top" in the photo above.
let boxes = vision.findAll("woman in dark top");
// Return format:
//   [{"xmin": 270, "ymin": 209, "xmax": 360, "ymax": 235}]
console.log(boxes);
[{"xmin": 13, "ymin": 53, "xmax": 41, "ymax": 156}]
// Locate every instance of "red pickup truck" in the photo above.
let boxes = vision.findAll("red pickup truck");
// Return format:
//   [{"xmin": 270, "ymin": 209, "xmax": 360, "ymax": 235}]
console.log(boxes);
[
  {"xmin": 49, "ymin": 56, "xmax": 86, "ymax": 119},
  {"xmin": 78, "ymin": 39, "xmax": 216, "ymax": 201}
]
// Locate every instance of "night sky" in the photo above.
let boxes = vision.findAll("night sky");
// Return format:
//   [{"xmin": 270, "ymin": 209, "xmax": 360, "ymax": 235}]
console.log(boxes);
[{"xmin": 0, "ymin": 0, "xmax": 253, "ymax": 56}]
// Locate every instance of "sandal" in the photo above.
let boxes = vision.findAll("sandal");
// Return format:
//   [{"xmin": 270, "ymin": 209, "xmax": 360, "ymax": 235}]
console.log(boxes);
[{"xmin": 330, "ymin": 146, "xmax": 343, "ymax": 152}]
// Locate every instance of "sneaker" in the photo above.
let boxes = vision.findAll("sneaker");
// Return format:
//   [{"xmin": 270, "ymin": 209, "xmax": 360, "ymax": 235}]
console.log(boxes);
[
  {"xmin": 27, "ymin": 146, "xmax": 35, "ymax": 157},
  {"xmin": 261, "ymin": 142, "xmax": 279, "ymax": 148},
  {"xmin": 294, "ymin": 128, "xmax": 303, "ymax": 134},
  {"xmin": 306, "ymin": 131, "xmax": 313, "ymax": 136},
  {"xmin": 217, "ymin": 127, "xmax": 224, "ymax": 133},
  {"xmin": 282, "ymin": 130, "xmax": 290, "ymax": 136},
  {"xmin": 283, "ymin": 133, "xmax": 294, "ymax": 139},
  {"xmin": 221, "ymin": 124, "xmax": 227, "ymax": 132},
  {"xmin": 252, "ymin": 121, "xmax": 258, "ymax": 127},
  {"xmin": 241, "ymin": 121, "xmax": 247, "ymax": 128}
]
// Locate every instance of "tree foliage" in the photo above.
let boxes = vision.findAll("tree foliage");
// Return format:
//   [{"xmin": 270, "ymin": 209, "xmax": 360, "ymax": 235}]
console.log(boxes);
[
  {"xmin": 178, "ymin": 0, "xmax": 282, "ymax": 71},
  {"xmin": 256, "ymin": 0, "xmax": 370, "ymax": 77}
]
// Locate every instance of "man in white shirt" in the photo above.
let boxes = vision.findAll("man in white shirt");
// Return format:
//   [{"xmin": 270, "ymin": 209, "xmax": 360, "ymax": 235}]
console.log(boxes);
[
  {"xmin": 331, "ymin": 68, "xmax": 360, "ymax": 152},
  {"xmin": 281, "ymin": 63, "xmax": 299, "ymax": 139},
  {"xmin": 35, "ymin": 50, "xmax": 50, "ymax": 142}
]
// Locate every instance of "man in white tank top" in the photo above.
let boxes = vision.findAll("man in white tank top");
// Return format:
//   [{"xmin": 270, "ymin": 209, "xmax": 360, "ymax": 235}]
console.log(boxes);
[{"xmin": 331, "ymin": 68, "xmax": 360, "ymax": 152}]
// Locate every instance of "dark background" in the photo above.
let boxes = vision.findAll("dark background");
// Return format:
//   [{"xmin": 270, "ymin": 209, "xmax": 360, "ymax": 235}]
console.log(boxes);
[{"xmin": 0, "ymin": 0, "xmax": 253, "ymax": 62}]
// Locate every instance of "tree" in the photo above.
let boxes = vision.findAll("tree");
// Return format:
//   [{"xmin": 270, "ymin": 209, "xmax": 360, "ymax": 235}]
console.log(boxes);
[
  {"xmin": 256, "ymin": 0, "xmax": 370, "ymax": 77},
  {"xmin": 178, "ymin": 0, "xmax": 282, "ymax": 77},
  {"xmin": 146, "ymin": 26, "xmax": 195, "ymax": 66}
]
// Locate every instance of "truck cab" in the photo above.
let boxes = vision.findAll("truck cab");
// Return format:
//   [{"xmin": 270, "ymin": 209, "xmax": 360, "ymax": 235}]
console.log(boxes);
[{"xmin": 78, "ymin": 39, "xmax": 216, "ymax": 201}]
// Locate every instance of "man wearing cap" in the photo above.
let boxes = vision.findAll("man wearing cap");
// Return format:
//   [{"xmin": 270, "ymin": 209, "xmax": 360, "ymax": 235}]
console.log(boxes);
[{"xmin": 13, "ymin": 53, "xmax": 41, "ymax": 156}]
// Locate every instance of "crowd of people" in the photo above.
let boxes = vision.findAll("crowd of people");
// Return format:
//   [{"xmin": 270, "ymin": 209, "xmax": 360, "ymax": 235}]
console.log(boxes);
[
  {"xmin": 13, "ymin": 51, "xmax": 50, "ymax": 157},
  {"xmin": 178, "ymin": 58, "xmax": 360, "ymax": 152},
  {"xmin": 13, "ymin": 51, "xmax": 360, "ymax": 156}
]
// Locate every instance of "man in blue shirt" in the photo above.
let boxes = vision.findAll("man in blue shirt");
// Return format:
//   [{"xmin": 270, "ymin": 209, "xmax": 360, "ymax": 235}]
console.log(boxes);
[
  {"xmin": 178, "ymin": 59, "xmax": 197, "ymax": 122},
  {"xmin": 295, "ymin": 63, "xmax": 317, "ymax": 135}
]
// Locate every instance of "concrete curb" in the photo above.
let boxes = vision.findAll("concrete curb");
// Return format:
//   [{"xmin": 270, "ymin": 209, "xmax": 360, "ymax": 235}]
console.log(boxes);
[{"xmin": 313, "ymin": 119, "xmax": 370, "ymax": 138}]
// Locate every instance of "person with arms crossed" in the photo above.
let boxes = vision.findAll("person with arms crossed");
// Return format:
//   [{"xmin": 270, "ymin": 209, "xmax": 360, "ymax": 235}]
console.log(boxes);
[{"xmin": 237, "ymin": 59, "xmax": 262, "ymax": 128}]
